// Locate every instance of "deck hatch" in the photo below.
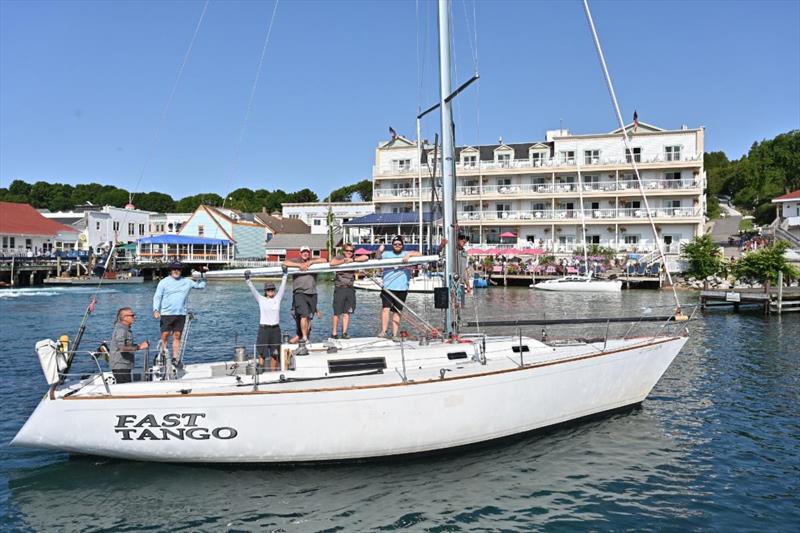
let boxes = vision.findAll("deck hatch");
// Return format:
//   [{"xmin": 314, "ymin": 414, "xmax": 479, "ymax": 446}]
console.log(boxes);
[{"xmin": 328, "ymin": 357, "xmax": 386, "ymax": 374}]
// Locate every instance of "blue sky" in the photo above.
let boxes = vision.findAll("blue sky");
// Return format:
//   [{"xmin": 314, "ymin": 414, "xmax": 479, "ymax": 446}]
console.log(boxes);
[{"xmin": 1, "ymin": 0, "xmax": 798, "ymax": 201}]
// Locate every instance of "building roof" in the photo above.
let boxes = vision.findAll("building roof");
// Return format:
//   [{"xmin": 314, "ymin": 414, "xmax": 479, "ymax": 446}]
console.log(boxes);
[
  {"xmin": 138, "ymin": 235, "xmax": 230, "ymax": 245},
  {"xmin": 344, "ymin": 211, "xmax": 442, "ymax": 226},
  {"xmin": 0, "ymin": 201, "xmax": 80, "ymax": 236},
  {"xmin": 265, "ymin": 232, "xmax": 338, "ymax": 250},
  {"xmin": 254, "ymin": 213, "xmax": 311, "ymax": 234},
  {"xmin": 772, "ymin": 190, "xmax": 800, "ymax": 203}
]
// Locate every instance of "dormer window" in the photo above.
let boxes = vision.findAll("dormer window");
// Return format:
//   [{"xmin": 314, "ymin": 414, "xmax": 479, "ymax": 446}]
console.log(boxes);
[
  {"xmin": 531, "ymin": 152, "xmax": 545, "ymax": 166},
  {"xmin": 497, "ymin": 153, "xmax": 511, "ymax": 167}
]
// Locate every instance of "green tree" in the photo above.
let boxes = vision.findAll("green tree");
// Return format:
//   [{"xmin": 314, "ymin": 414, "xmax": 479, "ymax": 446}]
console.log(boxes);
[
  {"xmin": 731, "ymin": 241, "xmax": 799, "ymax": 284},
  {"xmin": 175, "ymin": 193, "xmax": 224, "ymax": 212},
  {"xmin": 8, "ymin": 179, "xmax": 32, "ymax": 198},
  {"xmin": 680, "ymin": 234, "xmax": 726, "ymax": 279},
  {"xmin": 135, "ymin": 191, "xmax": 176, "ymax": 212}
]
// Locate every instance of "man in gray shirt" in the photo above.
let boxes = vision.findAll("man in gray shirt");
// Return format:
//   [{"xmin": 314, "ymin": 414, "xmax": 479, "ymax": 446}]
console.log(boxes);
[
  {"xmin": 284, "ymin": 246, "xmax": 326, "ymax": 354},
  {"xmin": 329, "ymin": 244, "xmax": 368, "ymax": 339},
  {"xmin": 109, "ymin": 307, "xmax": 149, "ymax": 384}
]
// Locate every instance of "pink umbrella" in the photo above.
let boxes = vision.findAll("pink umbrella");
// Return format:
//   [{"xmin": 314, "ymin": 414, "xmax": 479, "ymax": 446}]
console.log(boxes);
[
  {"xmin": 499, "ymin": 231, "xmax": 517, "ymax": 238},
  {"xmin": 519, "ymin": 247, "xmax": 545, "ymax": 255},
  {"xmin": 354, "ymin": 248, "xmax": 371, "ymax": 255}
]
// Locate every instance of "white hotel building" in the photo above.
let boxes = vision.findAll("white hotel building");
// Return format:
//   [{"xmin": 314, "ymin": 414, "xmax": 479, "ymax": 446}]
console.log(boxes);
[{"xmin": 372, "ymin": 122, "xmax": 706, "ymax": 255}]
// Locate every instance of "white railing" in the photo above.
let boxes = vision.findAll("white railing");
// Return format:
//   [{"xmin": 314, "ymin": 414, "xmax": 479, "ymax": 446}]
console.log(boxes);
[
  {"xmin": 373, "ymin": 187, "xmax": 433, "ymax": 199},
  {"xmin": 457, "ymin": 207, "xmax": 701, "ymax": 222}
]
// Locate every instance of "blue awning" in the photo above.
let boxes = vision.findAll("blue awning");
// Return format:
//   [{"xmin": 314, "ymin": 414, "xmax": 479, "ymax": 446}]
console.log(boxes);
[
  {"xmin": 138, "ymin": 235, "xmax": 230, "ymax": 245},
  {"xmin": 344, "ymin": 212, "xmax": 442, "ymax": 226}
]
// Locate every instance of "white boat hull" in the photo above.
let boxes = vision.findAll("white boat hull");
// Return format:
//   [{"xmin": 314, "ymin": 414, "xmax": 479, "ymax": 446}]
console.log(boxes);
[
  {"xmin": 13, "ymin": 335, "xmax": 686, "ymax": 462},
  {"xmin": 533, "ymin": 278, "xmax": 622, "ymax": 292}
]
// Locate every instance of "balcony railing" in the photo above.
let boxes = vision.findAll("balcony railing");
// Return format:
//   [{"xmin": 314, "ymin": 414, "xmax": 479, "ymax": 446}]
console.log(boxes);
[
  {"xmin": 457, "ymin": 207, "xmax": 701, "ymax": 222},
  {"xmin": 373, "ymin": 153, "xmax": 702, "ymax": 177}
]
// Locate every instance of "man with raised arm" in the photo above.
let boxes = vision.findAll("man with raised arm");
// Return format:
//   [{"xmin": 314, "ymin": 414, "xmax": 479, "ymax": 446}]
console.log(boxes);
[
  {"xmin": 329, "ymin": 244, "xmax": 368, "ymax": 339},
  {"xmin": 152, "ymin": 261, "xmax": 206, "ymax": 367},
  {"xmin": 375, "ymin": 235, "xmax": 421, "ymax": 340}
]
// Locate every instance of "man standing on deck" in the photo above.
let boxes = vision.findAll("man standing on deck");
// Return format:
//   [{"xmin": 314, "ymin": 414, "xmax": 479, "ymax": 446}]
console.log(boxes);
[
  {"xmin": 109, "ymin": 307, "xmax": 149, "ymax": 383},
  {"xmin": 375, "ymin": 236, "xmax": 421, "ymax": 340},
  {"xmin": 152, "ymin": 261, "xmax": 206, "ymax": 367},
  {"xmin": 284, "ymin": 246, "xmax": 326, "ymax": 354},
  {"xmin": 329, "ymin": 244, "xmax": 368, "ymax": 339}
]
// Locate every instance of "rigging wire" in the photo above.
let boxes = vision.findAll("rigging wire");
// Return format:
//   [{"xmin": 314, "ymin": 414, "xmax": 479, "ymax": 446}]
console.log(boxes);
[
  {"xmin": 581, "ymin": 0, "xmax": 682, "ymax": 313},
  {"xmin": 222, "ymin": 0, "xmax": 281, "ymax": 210}
]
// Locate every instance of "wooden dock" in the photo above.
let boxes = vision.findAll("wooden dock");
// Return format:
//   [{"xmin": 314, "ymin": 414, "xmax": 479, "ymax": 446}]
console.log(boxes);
[{"xmin": 699, "ymin": 273, "xmax": 800, "ymax": 314}]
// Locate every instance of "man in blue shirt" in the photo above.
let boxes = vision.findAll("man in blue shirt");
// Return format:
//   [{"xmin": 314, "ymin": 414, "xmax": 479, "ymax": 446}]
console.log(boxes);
[
  {"xmin": 375, "ymin": 236, "xmax": 421, "ymax": 340},
  {"xmin": 152, "ymin": 261, "xmax": 206, "ymax": 365}
]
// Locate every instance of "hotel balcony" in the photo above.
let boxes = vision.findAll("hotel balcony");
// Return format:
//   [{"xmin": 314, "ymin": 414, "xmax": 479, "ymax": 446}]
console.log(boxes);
[
  {"xmin": 373, "ymin": 179, "xmax": 702, "ymax": 202},
  {"xmin": 373, "ymin": 153, "xmax": 702, "ymax": 178},
  {"xmin": 457, "ymin": 206, "xmax": 702, "ymax": 224}
]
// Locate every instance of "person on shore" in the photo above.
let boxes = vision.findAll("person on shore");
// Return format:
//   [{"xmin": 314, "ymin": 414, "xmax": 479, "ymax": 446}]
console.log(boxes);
[
  {"xmin": 152, "ymin": 261, "xmax": 206, "ymax": 367},
  {"xmin": 284, "ymin": 246, "xmax": 326, "ymax": 354},
  {"xmin": 329, "ymin": 244, "xmax": 368, "ymax": 339},
  {"xmin": 375, "ymin": 236, "xmax": 421, "ymax": 340},
  {"xmin": 244, "ymin": 268, "xmax": 288, "ymax": 370},
  {"xmin": 109, "ymin": 307, "xmax": 149, "ymax": 384},
  {"xmin": 439, "ymin": 233, "xmax": 473, "ymax": 294}
]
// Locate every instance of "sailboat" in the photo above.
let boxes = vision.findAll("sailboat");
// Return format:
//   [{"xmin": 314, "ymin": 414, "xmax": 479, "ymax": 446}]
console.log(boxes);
[{"xmin": 12, "ymin": 0, "xmax": 688, "ymax": 463}]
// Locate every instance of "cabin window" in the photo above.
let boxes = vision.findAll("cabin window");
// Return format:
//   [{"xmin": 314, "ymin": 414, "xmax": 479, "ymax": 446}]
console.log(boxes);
[
  {"xmin": 328, "ymin": 357, "xmax": 387, "ymax": 374},
  {"xmin": 511, "ymin": 345, "xmax": 530, "ymax": 353},
  {"xmin": 447, "ymin": 352, "xmax": 468, "ymax": 360}
]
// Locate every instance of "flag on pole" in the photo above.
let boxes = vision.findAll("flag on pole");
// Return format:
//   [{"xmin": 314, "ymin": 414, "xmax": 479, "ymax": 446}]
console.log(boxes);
[
  {"xmin": 633, "ymin": 110, "xmax": 639, "ymax": 132},
  {"xmin": 389, "ymin": 126, "xmax": 397, "ymax": 139}
]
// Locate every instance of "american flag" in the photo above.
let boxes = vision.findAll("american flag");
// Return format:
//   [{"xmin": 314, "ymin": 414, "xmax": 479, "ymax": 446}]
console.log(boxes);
[
  {"xmin": 633, "ymin": 110, "xmax": 639, "ymax": 132},
  {"xmin": 389, "ymin": 126, "xmax": 397, "ymax": 139}
]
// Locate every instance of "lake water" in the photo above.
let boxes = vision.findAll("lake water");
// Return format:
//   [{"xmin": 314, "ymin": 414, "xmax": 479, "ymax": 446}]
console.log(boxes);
[{"xmin": 1, "ymin": 282, "xmax": 798, "ymax": 531}]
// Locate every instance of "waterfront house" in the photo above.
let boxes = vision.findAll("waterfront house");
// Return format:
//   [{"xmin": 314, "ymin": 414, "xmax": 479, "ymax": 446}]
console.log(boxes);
[
  {"xmin": 264, "ymin": 233, "xmax": 337, "ymax": 261},
  {"xmin": 372, "ymin": 123, "xmax": 706, "ymax": 257},
  {"xmin": 136, "ymin": 234, "xmax": 233, "ymax": 264},
  {"xmin": 280, "ymin": 202, "xmax": 374, "ymax": 235},
  {"xmin": 1, "ymin": 201, "xmax": 80, "ymax": 255},
  {"xmin": 179, "ymin": 204, "xmax": 266, "ymax": 259},
  {"xmin": 771, "ymin": 190, "xmax": 800, "ymax": 246},
  {"xmin": 41, "ymin": 204, "xmax": 154, "ymax": 250},
  {"xmin": 253, "ymin": 211, "xmax": 310, "ymax": 242},
  {"xmin": 342, "ymin": 211, "xmax": 442, "ymax": 252}
]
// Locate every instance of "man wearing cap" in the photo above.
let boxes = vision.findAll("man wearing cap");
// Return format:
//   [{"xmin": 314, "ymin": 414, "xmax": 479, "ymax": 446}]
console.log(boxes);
[
  {"xmin": 244, "ymin": 268, "xmax": 288, "ymax": 370},
  {"xmin": 284, "ymin": 246, "xmax": 326, "ymax": 354},
  {"xmin": 152, "ymin": 261, "xmax": 206, "ymax": 366},
  {"xmin": 375, "ymin": 236, "xmax": 421, "ymax": 340},
  {"xmin": 440, "ymin": 233, "xmax": 473, "ymax": 294},
  {"xmin": 329, "ymin": 244, "xmax": 369, "ymax": 339}
]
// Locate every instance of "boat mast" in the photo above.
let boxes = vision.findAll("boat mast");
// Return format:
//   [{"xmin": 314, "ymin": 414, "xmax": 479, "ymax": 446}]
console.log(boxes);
[
  {"xmin": 438, "ymin": 0, "xmax": 458, "ymax": 337},
  {"xmin": 416, "ymin": 116, "xmax": 424, "ymax": 252},
  {"xmin": 576, "ymin": 146, "xmax": 590, "ymax": 276}
]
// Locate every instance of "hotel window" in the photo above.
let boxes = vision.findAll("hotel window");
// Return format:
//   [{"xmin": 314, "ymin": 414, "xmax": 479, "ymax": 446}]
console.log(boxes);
[
  {"xmin": 313, "ymin": 219, "xmax": 322, "ymax": 226},
  {"xmin": 496, "ymin": 203, "xmax": 511, "ymax": 215},
  {"xmin": 113, "ymin": 221, "xmax": 120, "ymax": 232},
  {"xmin": 463, "ymin": 154, "xmax": 477, "ymax": 167},
  {"xmin": 531, "ymin": 152, "xmax": 545, "ymax": 166},
  {"xmin": 624, "ymin": 235, "xmax": 639, "ymax": 245},
  {"xmin": 498, "ymin": 178, "xmax": 511, "ymax": 186},
  {"xmin": 665, "ymin": 145, "xmax": 681, "ymax": 161},
  {"xmin": 9, "ymin": 237, "xmax": 15, "ymax": 248},
  {"xmin": 560, "ymin": 151, "xmax": 575, "ymax": 164},
  {"xmin": 532, "ymin": 202, "xmax": 546, "ymax": 211},
  {"xmin": 666, "ymin": 200, "xmax": 682, "ymax": 209},
  {"xmin": 497, "ymin": 153, "xmax": 511, "ymax": 167},
  {"xmin": 198, "ymin": 225, "xmax": 204, "ymax": 236},
  {"xmin": 585, "ymin": 235, "xmax": 600, "ymax": 244},
  {"xmin": 394, "ymin": 159, "xmax": 412, "ymax": 172},
  {"xmin": 2, "ymin": 236, "xmax": 7, "ymax": 248},
  {"xmin": 138, "ymin": 224, "xmax": 145, "ymax": 235},
  {"xmin": 584, "ymin": 150, "xmax": 600, "ymax": 165},
  {"xmin": 625, "ymin": 147, "xmax": 642, "ymax": 163},
  {"xmin": 127, "ymin": 223, "xmax": 135, "ymax": 234},
  {"xmin": 665, "ymin": 171, "xmax": 681, "ymax": 180}
]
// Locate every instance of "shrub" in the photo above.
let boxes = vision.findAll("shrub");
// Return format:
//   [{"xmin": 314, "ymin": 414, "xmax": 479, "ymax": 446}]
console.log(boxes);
[
  {"xmin": 680, "ymin": 234, "xmax": 726, "ymax": 279},
  {"xmin": 731, "ymin": 241, "xmax": 799, "ymax": 284}
]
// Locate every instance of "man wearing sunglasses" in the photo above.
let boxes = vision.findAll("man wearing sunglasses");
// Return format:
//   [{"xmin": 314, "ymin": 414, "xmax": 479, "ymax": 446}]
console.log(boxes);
[
  {"xmin": 109, "ymin": 307, "xmax": 149, "ymax": 384},
  {"xmin": 329, "ymin": 244, "xmax": 368, "ymax": 339},
  {"xmin": 152, "ymin": 260, "xmax": 206, "ymax": 367},
  {"xmin": 375, "ymin": 236, "xmax": 421, "ymax": 340},
  {"xmin": 283, "ymin": 246, "xmax": 326, "ymax": 354}
]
